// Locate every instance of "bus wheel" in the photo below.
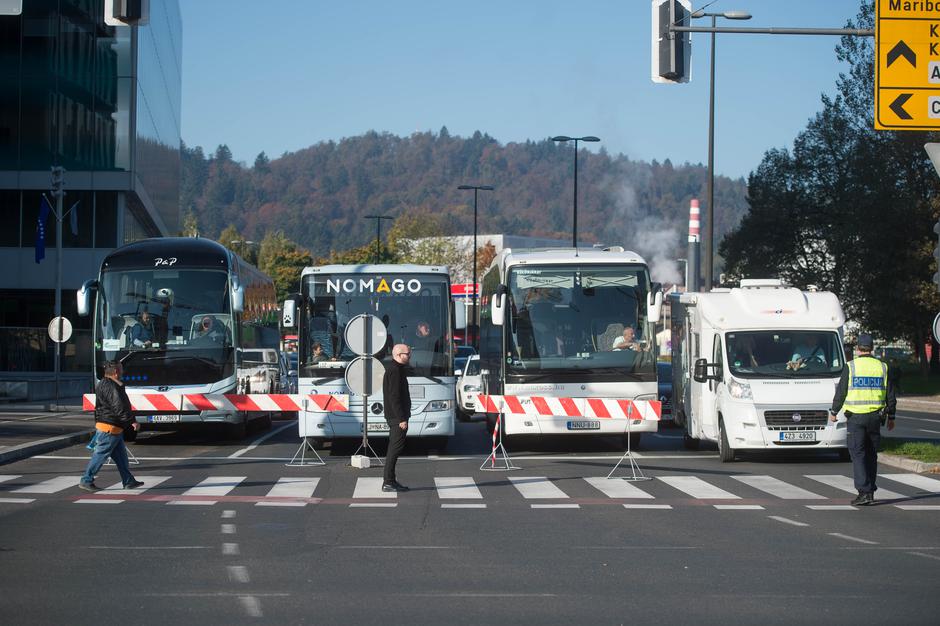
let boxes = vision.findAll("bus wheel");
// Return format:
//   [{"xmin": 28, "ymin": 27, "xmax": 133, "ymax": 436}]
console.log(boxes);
[
  {"xmin": 621, "ymin": 433, "xmax": 641, "ymax": 450},
  {"xmin": 226, "ymin": 421, "xmax": 247, "ymax": 440},
  {"xmin": 682, "ymin": 432, "xmax": 699, "ymax": 450},
  {"xmin": 718, "ymin": 419, "xmax": 735, "ymax": 462}
]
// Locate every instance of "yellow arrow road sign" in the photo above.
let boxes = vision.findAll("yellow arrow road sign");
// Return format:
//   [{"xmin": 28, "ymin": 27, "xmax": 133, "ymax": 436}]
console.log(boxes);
[{"xmin": 875, "ymin": 0, "xmax": 940, "ymax": 129}]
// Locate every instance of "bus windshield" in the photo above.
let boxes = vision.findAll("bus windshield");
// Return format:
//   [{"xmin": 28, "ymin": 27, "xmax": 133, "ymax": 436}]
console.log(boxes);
[
  {"xmin": 506, "ymin": 264, "xmax": 655, "ymax": 381},
  {"xmin": 725, "ymin": 330, "xmax": 844, "ymax": 379},
  {"xmin": 301, "ymin": 273, "xmax": 452, "ymax": 377},
  {"xmin": 94, "ymin": 268, "xmax": 234, "ymax": 384}
]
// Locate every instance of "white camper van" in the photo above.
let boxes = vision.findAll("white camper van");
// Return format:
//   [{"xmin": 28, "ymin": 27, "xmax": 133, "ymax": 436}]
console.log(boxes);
[{"xmin": 670, "ymin": 279, "xmax": 849, "ymax": 462}]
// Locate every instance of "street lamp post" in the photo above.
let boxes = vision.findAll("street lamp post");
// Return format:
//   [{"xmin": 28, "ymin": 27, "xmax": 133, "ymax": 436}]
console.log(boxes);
[
  {"xmin": 457, "ymin": 184, "xmax": 493, "ymax": 348},
  {"xmin": 691, "ymin": 9, "xmax": 751, "ymax": 290},
  {"xmin": 230, "ymin": 239, "xmax": 257, "ymax": 262},
  {"xmin": 364, "ymin": 215, "xmax": 394, "ymax": 264},
  {"xmin": 551, "ymin": 135, "xmax": 600, "ymax": 248}
]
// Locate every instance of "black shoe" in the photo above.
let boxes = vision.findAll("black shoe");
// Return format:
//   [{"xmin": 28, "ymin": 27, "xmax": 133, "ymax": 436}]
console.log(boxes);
[
  {"xmin": 851, "ymin": 492, "xmax": 873, "ymax": 506},
  {"xmin": 78, "ymin": 481, "xmax": 101, "ymax": 493},
  {"xmin": 392, "ymin": 481, "xmax": 409, "ymax": 492},
  {"xmin": 123, "ymin": 480, "xmax": 144, "ymax": 489},
  {"xmin": 381, "ymin": 482, "xmax": 402, "ymax": 492}
]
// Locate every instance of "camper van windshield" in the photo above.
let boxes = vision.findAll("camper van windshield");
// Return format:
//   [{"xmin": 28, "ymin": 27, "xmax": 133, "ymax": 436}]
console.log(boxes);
[
  {"xmin": 505, "ymin": 264, "xmax": 655, "ymax": 381},
  {"xmin": 725, "ymin": 331, "xmax": 844, "ymax": 378}
]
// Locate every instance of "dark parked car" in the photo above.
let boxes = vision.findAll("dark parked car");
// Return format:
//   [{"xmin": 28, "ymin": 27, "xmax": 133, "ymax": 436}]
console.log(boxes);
[{"xmin": 656, "ymin": 361, "xmax": 673, "ymax": 424}]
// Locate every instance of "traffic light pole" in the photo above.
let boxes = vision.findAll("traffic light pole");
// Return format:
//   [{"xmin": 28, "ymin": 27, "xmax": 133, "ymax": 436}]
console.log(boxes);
[{"xmin": 52, "ymin": 166, "xmax": 64, "ymax": 407}]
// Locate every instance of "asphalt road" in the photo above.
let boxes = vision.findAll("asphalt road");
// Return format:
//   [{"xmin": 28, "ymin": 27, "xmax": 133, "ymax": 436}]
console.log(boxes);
[{"xmin": 1, "ymin": 416, "xmax": 938, "ymax": 625}]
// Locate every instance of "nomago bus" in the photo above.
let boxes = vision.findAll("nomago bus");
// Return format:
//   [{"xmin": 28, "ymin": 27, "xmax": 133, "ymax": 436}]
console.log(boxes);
[
  {"xmin": 77, "ymin": 237, "xmax": 280, "ymax": 438},
  {"xmin": 281, "ymin": 264, "xmax": 459, "ymax": 449},
  {"xmin": 478, "ymin": 247, "xmax": 663, "ymax": 448}
]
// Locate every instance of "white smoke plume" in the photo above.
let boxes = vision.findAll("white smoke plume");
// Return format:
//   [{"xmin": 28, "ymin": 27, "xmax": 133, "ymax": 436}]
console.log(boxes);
[{"xmin": 601, "ymin": 176, "xmax": 682, "ymax": 285}]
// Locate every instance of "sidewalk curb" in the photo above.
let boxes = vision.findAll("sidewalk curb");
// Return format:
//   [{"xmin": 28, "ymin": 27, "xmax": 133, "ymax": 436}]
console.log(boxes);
[
  {"xmin": 0, "ymin": 429, "xmax": 94, "ymax": 466},
  {"xmin": 879, "ymin": 453, "xmax": 940, "ymax": 474},
  {"xmin": 897, "ymin": 397, "xmax": 940, "ymax": 413}
]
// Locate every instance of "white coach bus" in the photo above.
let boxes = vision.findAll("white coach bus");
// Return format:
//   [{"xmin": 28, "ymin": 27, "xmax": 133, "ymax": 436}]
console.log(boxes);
[
  {"xmin": 282, "ymin": 264, "xmax": 458, "ymax": 449},
  {"xmin": 76, "ymin": 237, "xmax": 280, "ymax": 438},
  {"xmin": 478, "ymin": 247, "xmax": 663, "ymax": 448}
]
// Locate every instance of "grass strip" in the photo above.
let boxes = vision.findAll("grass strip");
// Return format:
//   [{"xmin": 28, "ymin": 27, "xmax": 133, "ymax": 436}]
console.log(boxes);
[{"xmin": 880, "ymin": 439, "xmax": 940, "ymax": 463}]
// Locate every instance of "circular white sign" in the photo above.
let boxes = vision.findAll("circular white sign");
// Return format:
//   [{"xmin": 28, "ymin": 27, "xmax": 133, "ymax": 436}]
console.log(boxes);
[
  {"xmin": 933, "ymin": 312, "xmax": 940, "ymax": 345},
  {"xmin": 345, "ymin": 356, "xmax": 386, "ymax": 396},
  {"xmin": 344, "ymin": 314, "xmax": 388, "ymax": 357},
  {"xmin": 48, "ymin": 316, "xmax": 73, "ymax": 343}
]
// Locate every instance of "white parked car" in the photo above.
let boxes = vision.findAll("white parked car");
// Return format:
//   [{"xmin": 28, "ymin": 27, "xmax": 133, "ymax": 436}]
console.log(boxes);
[
  {"xmin": 456, "ymin": 355, "xmax": 481, "ymax": 421},
  {"xmin": 241, "ymin": 348, "xmax": 280, "ymax": 394}
]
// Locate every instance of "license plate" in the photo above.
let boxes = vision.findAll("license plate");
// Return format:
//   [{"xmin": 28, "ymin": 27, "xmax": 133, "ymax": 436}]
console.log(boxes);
[
  {"xmin": 366, "ymin": 422, "xmax": 390, "ymax": 432},
  {"xmin": 149, "ymin": 415, "xmax": 180, "ymax": 423},
  {"xmin": 779, "ymin": 431, "xmax": 815, "ymax": 442},
  {"xmin": 567, "ymin": 420, "xmax": 600, "ymax": 430}
]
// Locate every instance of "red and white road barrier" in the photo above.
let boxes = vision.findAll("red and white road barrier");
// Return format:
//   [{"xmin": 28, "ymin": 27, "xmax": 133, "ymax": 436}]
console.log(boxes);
[
  {"xmin": 82, "ymin": 393, "xmax": 348, "ymax": 413},
  {"xmin": 488, "ymin": 411, "xmax": 501, "ymax": 467},
  {"xmin": 475, "ymin": 395, "xmax": 661, "ymax": 421}
]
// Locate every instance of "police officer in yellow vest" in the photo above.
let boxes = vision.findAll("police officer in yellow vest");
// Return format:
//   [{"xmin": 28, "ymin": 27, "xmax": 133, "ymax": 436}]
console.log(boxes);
[{"xmin": 829, "ymin": 333, "xmax": 896, "ymax": 506}]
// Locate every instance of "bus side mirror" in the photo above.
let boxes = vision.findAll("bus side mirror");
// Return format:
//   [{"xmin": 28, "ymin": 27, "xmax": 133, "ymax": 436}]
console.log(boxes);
[
  {"xmin": 232, "ymin": 284, "xmax": 245, "ymax": 314},
  {"xmin": 492, "ymin": 284, "xmax": 507, "ymax": 326},
  {"xmin": 647, "ymin": 284, "xmax": 663, "ymax": 324},
  {"xmin": 282, "ymin": 298, "xmax": 297, "ymax": 329},
  {"xmin": 77, "ymin": 279, "xmax": 98, "ymax": 316}
]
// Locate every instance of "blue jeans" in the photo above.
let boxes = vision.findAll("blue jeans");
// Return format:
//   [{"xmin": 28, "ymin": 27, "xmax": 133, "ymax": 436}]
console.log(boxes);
[{"xmin": 81, "ymin": 431, "xmax": 135, "ymax": 486}]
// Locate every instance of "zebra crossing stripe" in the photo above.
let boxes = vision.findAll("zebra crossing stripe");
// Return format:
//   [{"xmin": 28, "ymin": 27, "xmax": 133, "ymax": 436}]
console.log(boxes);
[
  {"xmin": 732, "ymin": 475, "xmax": 826, "ymax": 500},
  {"xmin": 103, "ymin": 476, "xmax": 171, "ymax": 496},
  {"xmin": 584, "ymin": 477, "xmax": 655, "ymax": 499},
  {"xmin": 15, "ymin": 476, "xmax": 79, "ymax": 494},
  {"xmin": 353, "ymin": 477, "xmax": 396, "ymax": 499},
  {"xmin": 0, "ymin": 475, "xmax": 22, "ymax": 485},
  {"xmin": 508, "ymin": 477, "xmax": 569, "ymax": 499},
  {"xmin": 257, "ymin": 477, "xmax": 321, "ymax": 507},
  {"xmin": 168, "ymin": 476, "xmax": 246, "ymax": 505},
  {"xmin": 0, "ymin": 498, "xmax": 35, "ymax": 504},
  {"xmin": 659, "ymin": 476, "xmax": 740, "ymax": 500},
  {"xmin": 880, "ymin": 473, "xmax": 940, "ymax": 494},
  {"xmin": 805, "ymin": 475, "xmax": 906, "ymax": 500},
  {"xmin": 434, "ymin": 477, "xmax": 483, "ymax": 499}
]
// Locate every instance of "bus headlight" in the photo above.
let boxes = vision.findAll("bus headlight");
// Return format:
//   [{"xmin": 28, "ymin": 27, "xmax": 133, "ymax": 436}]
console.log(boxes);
[
  {"xmin": 427, "ymin": 400, "xmax": 452, "ymax": 412},
  {"xmin": 728, "ymin": 378, "xmax": 753, "ymax": 400},
  {"xmin": 463, "ymin": 384, "xmax": 482, "ymax": 392}
]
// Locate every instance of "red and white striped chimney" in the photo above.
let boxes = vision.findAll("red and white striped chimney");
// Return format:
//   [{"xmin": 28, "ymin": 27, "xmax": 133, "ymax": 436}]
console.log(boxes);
[{"xmin": 688, "ymin": 199, "xmax": 700, "ymax": 243}]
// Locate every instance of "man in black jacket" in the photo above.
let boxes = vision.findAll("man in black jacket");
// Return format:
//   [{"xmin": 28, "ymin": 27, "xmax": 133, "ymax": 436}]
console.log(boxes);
[
  {"xmin": 381, "ymin": 344, "xmax": 412, "ymax": 492},
  {"xmin": 79, "ymin": 361, "xmax": 143, "ymax": 492}
]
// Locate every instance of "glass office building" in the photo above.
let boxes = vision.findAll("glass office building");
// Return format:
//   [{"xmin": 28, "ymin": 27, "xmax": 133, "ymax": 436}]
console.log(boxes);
[{"xmin": 0, "ymin": 0, "xmax": 181, "ymax": 377}]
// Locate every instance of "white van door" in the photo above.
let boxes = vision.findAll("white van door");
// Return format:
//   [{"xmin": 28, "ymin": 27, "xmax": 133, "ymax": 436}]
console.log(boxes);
[
  {"xmin": 688, "ymin": 330, "xmax": 703, "ymax": 438},
  {"xmin": 699, "ymin": 334, "xmax": 723, "ymax": 441}
]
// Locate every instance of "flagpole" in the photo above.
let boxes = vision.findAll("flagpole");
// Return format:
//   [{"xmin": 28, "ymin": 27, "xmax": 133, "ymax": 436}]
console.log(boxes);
[{"xmin": 52, "ymin": 167, "xmax": 64, "ymax": 408}]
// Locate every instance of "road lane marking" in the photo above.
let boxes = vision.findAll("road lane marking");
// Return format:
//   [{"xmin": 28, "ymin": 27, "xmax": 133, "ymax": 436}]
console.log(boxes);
[
  {"xmin": 168, "ymin": 476, "xmax": 246, "ymax": 505},
  {"xmin": 256, "ymin": 477, "xmax": 320, "ymax": 506},
  {"xmin": 221, "ymin": 524, "xmax": 236, "ymax": 535},
  {"xmin": 353, "ymin": 477, "xmax": 396, "ymax": 499},
  {"xmin": 584, "ymin": 477, "xmax": 655, "ymax": 499},
  {"xmin": 805, "ymin": 475, "xmax": 906, "ymax": 500},
  {"xmin": 881, "ymin": 473, "xmax": 940, "ymax": 493},
  {"xmin": 333, "ymin": 546, "xmax": 453, "ymax": 549},
  {"xmin": 894, "ymin": 505, "xmax": 940, "ymax": 510},
  {"xmin": 239, "ymin": 596, "xmax": 262, "ymax": 618},
  {"xmin": 768, "ymin": 516, "xmax": 810, "ymax": 527},
  {"xmin": 0, "ymin": 475, "xmax": 22, "ymax": 484},
  {"xmin": 714, "ymin": 504, "xmax": 764, "ymax": 510},
  {"xmin": 918, "ymin": 429, "xmax": 940, "ymax": 435},
  {"xmin": 349, "ymin": 503, "xmax": 397, "ymax": 508},
  {"xmin": 434, "ymin": 477, "xmax": 483, "ymax": 499},
  {"xmin": 227, "ymin": 565, "xmax": 249, "ymax": 583},
  {"xmin": 806, "ymin": 505, "xmax": 856, "ymax": 510},
  {"xmin": 530, "ymin": 503, "xmax": 580, "ymax": 509},
  {"xmin": 76, "ymin": 499, "xmax": 122, "ymax": 504},
  {"xmin": 0, "ymin": 497, "xmax": 35, "ymax": 504},
  {"xmin": 623, "ymin": 504, "xmax": 672, "ymax": 509},
  {"xmin": 441, "ymin": 503, "xmax": 486, "ymax": 509},
  {"xmin": 828, "ymin": 533, "xmax": 878, "ymax": 545},
  {"xmin": 15, "ymin": 475, "xmax": 78, "ymax": 494},
  {"xmin": 732, "ymin": 475, "xmax": 825, "ymax": 499},
  {"xmin": 102, "ymin": 476, "xmax": 171, "ymax": 497},
  {"xmin": 229, "ymin": 421, "xmax": 296, "ymax": 458},
  {"xmin": 659, "ymin": 476, "xmax": 739, "ymax": 499},
  {"xmin": 908, "ymin": 551, "xmax": 940, "ymax": 561},
  {"xmin": 222, "ymin": 543, "xmax": 239, "ymax": 555},
  {"xmin": 222, "ymin": 510, "xmax": 236, "ymax": 518},
  {"xmin": 508, "ymin": 476, "xmax": 569, "ymax": 499},
  {"xmin": 84, "ymin": 545, "xmax": 210, "ymax": 550}
]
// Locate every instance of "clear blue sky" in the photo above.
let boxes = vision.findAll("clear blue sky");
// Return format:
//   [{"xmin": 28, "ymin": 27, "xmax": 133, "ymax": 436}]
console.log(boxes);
[{"xmin": 180, "ymin": 0, "xmax": 867, "ymax": 180}]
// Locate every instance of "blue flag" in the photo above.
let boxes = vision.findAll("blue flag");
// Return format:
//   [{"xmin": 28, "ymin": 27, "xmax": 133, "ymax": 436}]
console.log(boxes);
[
  {"xmin": 35, "ymin": 195, "xmax": 51, "ymax": 264},
  {"xmin": 69, "ymin": 200, "xmax": 79, "ymax": 236}
]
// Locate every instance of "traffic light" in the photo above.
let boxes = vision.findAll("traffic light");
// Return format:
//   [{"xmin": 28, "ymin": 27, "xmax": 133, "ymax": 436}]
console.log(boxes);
[
  {"xmin": 934, "ymin": 220, "xmax": 940, "ymax": 292},
  {"xmin": 652, "ymin": 0, "xmax": 691, "ymax": 84}
]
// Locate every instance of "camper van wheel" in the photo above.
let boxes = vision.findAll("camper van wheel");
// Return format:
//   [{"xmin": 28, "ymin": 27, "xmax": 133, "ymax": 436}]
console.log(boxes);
[
  {"xmin": 718, "ymin": 419, "xmax": 735, "ymax": 463},
  {"xmin": 622, "ymin": 433, "xmax": 641, "ymax": 450},
  {"xmin": 682, "ymin": 433, "xmax": 699, "ymax": 450}
]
